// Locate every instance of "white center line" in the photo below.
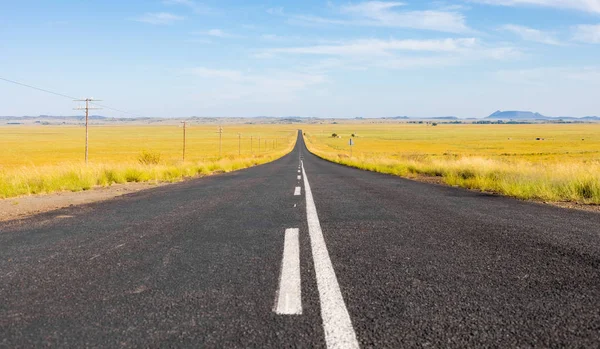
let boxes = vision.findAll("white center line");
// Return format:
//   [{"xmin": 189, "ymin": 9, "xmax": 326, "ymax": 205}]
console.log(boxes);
[
  {"xmin": 301, "ymin": 161, "xmax": 359, "ymax": 349},
  {"xmin": 274, "ymin": 228, "xmax": 302, "ymax": 315},
  {"xmin": 294, "ymin": 186, "xmax": 301, "ymax": 196},
  {"xmin": 297, "ymin": 175, "xmax": 301, "ymax": 180}
]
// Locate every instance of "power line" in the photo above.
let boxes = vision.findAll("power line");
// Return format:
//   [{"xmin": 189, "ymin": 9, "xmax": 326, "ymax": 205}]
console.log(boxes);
[
  {"xmin": 88, "ymin": 102, "xmax": 147, "ymax": 118},
  {"xmin": 0, "ymin": 76, "xmax": 147, "ymax": 118},
  {"xmin": 0, "ymin": 77, "xmax": 76, "ymax": 100}
]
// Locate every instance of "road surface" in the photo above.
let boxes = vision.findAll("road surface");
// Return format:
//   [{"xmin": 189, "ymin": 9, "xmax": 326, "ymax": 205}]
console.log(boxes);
[{"xmin": 1, "ymin": 131, "xmax": 599, "ymax": 348}]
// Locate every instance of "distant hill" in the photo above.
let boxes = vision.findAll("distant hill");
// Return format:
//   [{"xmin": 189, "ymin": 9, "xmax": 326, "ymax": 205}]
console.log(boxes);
[
  {"xmin": 486, "ymin": 111, "xmax": 599, "ymax": 121},
  {"xmin": 487, "ymin": 111, "xmax": 547, "ymax": 120},
  {"xmin": 430, "ymin": 116, "xmax": 458, "ymax": 120}
]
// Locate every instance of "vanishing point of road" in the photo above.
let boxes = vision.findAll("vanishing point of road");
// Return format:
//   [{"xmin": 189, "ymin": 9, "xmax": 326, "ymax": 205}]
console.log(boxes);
[{"xmin": 1, "ymin": 131, "xmax": 599, "ymax": 348}]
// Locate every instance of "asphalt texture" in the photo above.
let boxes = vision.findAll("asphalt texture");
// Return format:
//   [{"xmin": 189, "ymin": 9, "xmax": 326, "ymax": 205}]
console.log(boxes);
[{"xmin": 1, "ymin": 131, "xmax": 599, "ymax": 348}]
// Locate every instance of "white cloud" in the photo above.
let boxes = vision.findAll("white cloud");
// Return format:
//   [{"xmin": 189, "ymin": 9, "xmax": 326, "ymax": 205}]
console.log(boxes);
[
  {"xmin": 469, "ymin": 0, "xmax": 600, "ymax": 14},
  {"xmin": 268, "ymin": 38, "xmax": 478, "ymax": 56},
  {"xmin": 195, "ymin": 29, "xmax": 240, "ymax": 38},
  {"xmin": 495, "ymin": 66, "xmax": 600, "ymax": 85},
  {"xmin": 500, "ymin": 24, "xmax": 562, "ymax": 45},
  {"xmin": 261, "ymin": 37, "xmax": 521, "ymax": 71},
  {"xmin": 573, "ymin": 24, "xmax": 600, "ymax": 43},
  {"xmin": 265, "ymin": 38, "xmax": 521, "ymax": 59},
  {"xmin": 190, "ymin": 67, "xmax": 243, "ymax": 80},
  {"xmin": 267, "ymin": 7, "xmax": 285, "ymax": 16},
  {"xmin": 162, "ymin": 0, "xmax": 212, "ymax": 14},
  {"xmin": 188, "ymin": 67, "xmax": 328, "ymax": 104},
  {"xmin": 134, "ymin": 12, "xmax": 184, "ymax": 25},
  {"xmin": 271, "ymin": 1, "xmax": 470, "ymax": 33}
]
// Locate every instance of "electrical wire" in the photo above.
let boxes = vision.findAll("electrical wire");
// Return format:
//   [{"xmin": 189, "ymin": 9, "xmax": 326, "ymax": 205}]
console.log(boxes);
[{"xmin": 0, "ymin": 76, "xmax": 147, "ymax": 118}]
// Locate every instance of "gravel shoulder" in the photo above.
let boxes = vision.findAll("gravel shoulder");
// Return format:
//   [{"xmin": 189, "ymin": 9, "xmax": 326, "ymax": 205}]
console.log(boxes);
[{"xmin": 0, "ymin": 182, "xmax": 166, "ymax": 222}]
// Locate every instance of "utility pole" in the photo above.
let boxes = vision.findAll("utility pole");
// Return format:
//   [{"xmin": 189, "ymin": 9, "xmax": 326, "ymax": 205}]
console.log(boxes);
[
  {"xmin": 238, "ymin": 133, "xmax": 241, "ymax": 155},
  {"xmin": 251, "ymin": 136, "xmax": 253, "ymax": 154},
  {"xmin": 74, "ymin": 98, "xmax": 101, "ymax": 164},
  {"xmin": 181, "ymin": 121, "xmax": 187, "ymax": 162},
  {"xmin": 218, "ymin": 126, "xmax": 223, "ymax": 157},
  {"xmin": 258, "ymin": 137, "xmax": 261, "ymax": 153}
]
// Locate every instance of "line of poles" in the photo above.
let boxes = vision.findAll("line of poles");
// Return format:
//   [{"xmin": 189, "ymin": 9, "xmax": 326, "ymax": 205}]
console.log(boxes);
[
  {"xmin": 74, "ymin": 116, "xmax": 289, "ymax": 163},
  {"xmin": 178, "ymin": 125, "xmax": 286, "ymax": 162}
]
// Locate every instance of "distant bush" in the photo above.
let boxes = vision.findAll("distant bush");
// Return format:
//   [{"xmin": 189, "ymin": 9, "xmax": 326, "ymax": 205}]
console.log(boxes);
[
  {"xmin": 138, "ymin": 151, "xmax": 161, "ymax": 165},
  {"xmin": 331, "ymin": 133, "xmax": 338, "ymax": 138}
]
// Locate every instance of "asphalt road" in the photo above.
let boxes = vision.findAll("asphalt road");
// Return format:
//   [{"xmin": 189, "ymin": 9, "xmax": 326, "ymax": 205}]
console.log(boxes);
[{"xmin": 1, "ymin": 131, "xmax": 599, "ymax": 348}]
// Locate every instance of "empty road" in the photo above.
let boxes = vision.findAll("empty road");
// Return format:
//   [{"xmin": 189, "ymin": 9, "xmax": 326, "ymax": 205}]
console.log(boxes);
[{"xmin": 1, "ymin": 131, "xmax": 599, "ymax": 348}]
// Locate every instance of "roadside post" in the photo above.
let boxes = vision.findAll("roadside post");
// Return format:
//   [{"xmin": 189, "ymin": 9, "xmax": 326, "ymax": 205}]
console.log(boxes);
[
  {"xmin": 217, "ymin": 126, "xmax": 223, "ymax": 157},
  {"xmin": 349, "ymin": 138, "xmax": 354, "ymax": 157},
  {"xmin": 181, "ymin": 121, "xmax": 187, "ymax": 162}
]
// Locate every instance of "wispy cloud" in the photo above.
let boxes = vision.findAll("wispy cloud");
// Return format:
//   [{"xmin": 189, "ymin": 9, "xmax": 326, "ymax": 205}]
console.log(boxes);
[
  {"xmin": 469, "ymin": 0, "xmax": 600, "ymax": 14},
  {"xmin": 261, "ymin": 37, "xmax": 521, "ymax": 71},
  {"xmin": 190, "ymin": 67, "xmax": 243, "ymax": 80},
  {"xmin": 134, "ymin": 12, "xmax": 184, "ymax": 25},
  {"xmin": 268, "ymin": 38, "xmax": 479, "ymax": 56},
  {"xmin": 495, "ymin": 66, "xmax": 600, "ymax": 85},
  {"xmin": 188, "ymin": 67, "xmax": 328, "ymax": 104},
  {"xmin": 194, "ymin": 29, "xmax": 241, "ymax": 38},
  {"xmin": 572, "ymin": 24, "xmax": 600, "ymax": 43},
  {"xmin": 162, "ymin": 0, "xmax": 212, "ymax": 14},
  {"xmin": 500, "ymin": 24, "xmax": 562, "ymax": 45},
  {"xmin": 269, "ymin": 1, "xmax": 470, "ymax": 33}
]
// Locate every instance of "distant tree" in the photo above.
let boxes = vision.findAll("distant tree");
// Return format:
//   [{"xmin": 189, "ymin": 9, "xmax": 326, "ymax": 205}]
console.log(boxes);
[
  {"xmin": 332, "ymin": 133, "xmax": 338, "ymax": 138},
  {"xmin": 432, "ymin": 123, "xmax": 438, "ymax": 126}
]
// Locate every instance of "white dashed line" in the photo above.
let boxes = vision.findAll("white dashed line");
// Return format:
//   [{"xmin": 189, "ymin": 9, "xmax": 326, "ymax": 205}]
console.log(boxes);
[
  {"xmin": 297, "ymin": 175, "xmax": 301, "ymax": 180},
  {"xmin": 294, "ymin": 186, "xmax": 301, "ymax": 196},
  {"xmin": 301, "ymin": 161, "xmax": 359, "ymax": 349},
  {"xmin": 274, "ymin": 228, "xmax": 302, "ymax": 315}
]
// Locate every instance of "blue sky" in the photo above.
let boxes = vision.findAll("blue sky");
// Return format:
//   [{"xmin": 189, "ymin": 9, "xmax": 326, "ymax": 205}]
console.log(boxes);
[{"xmin": 1, "ymin": 0, "xmax": 600, "ymax": 118}]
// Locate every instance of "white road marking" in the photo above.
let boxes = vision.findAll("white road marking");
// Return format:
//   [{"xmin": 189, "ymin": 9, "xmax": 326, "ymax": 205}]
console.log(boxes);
[
  {"xmin": 301, "ymin": 161, "xmax": 359, "ymax": 349},
  {"xmin": 297, "ymin": 175, "xmax": 301, "ymax": 180},
  {"xmin": 298, "ymin": 169, "xmax": 301, "ymax": 173},
  {"xmin": 90, "ymin": 254, "xmax": 101, "ymax": 260},
  {"xmin": 294, "ymin": 186, "xmax": 301, "ymax": 196},
  {"xmin": 294, "ymin": 204, "xmax": 297, "ymax": 207},
  {"xmin": 274, "ymin": 228, "xmax": 302, "ymax": 315}
]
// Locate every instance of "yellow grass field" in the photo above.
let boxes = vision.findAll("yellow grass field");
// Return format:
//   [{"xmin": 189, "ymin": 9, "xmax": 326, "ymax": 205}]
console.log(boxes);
[
  {"xmin": 0, "ymin": 125, "xmax": 298, "ymax": 198},
  {"xmin": 303, "ymin": 123, "xmax": 600, "ymax": 204}
]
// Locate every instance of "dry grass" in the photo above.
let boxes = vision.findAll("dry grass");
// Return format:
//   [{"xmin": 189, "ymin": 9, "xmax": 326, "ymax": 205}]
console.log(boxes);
[
  {"xmin": 303, "ymin": 124, "xmax": 600, "ymax": 204},
  {"xmin": 0, "ymin": 125, "xmax": 297, "ymax": 198}
]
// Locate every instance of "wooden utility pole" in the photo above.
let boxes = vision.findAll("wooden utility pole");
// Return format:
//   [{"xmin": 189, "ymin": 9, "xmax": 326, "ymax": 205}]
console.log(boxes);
[
  {"xmin": 181, "ymin": 121, "xmax": 187, "ymax": 162},
  {"xmin": 74, "ymin": 98, "xmax": 101, "ymax": 164},
  {"xmin": 218, "ymin": 126, "xmax": 223, "ymax": 157},
  {"xmin": 238, "ymin": 133, "xmax": 241, "ymax": 155}
]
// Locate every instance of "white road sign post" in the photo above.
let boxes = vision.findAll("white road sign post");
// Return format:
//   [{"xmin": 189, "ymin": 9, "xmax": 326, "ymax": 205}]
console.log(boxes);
[{"xmin": 349, "ymin": 138, "xmax": 354, "ymax": 157}]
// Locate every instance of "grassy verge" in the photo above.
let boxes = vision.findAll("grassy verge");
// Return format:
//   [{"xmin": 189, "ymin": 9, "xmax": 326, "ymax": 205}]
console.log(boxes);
[
  {"xmin": 304, "ymin": 134, "xmax": 600, "ymax": 205},
  {"xmin": 0, "ymin": 145, "xmax": 294, "ymax": 199}
]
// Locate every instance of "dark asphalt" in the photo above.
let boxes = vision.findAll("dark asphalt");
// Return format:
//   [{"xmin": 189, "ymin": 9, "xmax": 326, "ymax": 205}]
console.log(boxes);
[{"xmin": 1, "ymin": 131, "xmax": 599, "ymax": 348}]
